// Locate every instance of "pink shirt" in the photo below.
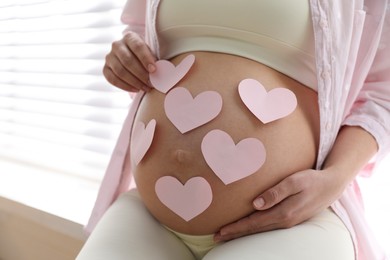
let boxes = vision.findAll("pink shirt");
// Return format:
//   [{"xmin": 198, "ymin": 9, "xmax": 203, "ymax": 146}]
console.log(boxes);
[{"xmin": 86, "ymin": 1, "xmax": 390, "ymax": 259}]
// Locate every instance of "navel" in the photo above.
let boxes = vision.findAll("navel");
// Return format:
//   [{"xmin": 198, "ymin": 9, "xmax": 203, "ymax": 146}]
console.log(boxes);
[{"xmin": 173, "ymin": 149, "xmax": 191, "ymax": 164}]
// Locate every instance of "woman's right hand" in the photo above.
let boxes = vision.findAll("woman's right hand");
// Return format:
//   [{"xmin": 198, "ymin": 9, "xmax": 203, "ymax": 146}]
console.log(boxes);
[{"xmin": 103, "ymin": 31, "xmax": 157, "ymax": 92}]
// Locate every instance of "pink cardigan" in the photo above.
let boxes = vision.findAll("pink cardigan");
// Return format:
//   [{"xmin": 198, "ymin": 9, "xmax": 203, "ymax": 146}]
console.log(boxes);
[{"xmin": 86, "ymin": 1, "xmax": 390, "ymax": 259}]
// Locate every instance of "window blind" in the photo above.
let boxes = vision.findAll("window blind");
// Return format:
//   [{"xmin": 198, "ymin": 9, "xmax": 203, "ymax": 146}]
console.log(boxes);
[{"xmin": 0, "ymin": 0, "xmax": 130, "ymax": 181}]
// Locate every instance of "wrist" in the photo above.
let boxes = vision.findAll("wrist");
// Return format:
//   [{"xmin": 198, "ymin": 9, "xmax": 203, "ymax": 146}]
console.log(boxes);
[
  {"xmin": 320, "ymin": 164, "xmax": 355, "ymax": 190},
  {"xmin": 321, "ymin": 126, "xmax": 378, "ymax": 184}
]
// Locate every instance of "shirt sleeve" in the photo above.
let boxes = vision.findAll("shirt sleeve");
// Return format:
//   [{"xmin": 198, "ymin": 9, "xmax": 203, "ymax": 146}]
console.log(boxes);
[{"xmin": 343, "ymin": 5, "xmax": 390, "ymax": 164}]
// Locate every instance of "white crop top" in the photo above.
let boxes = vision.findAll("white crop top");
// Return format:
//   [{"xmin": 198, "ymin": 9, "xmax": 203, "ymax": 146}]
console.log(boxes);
[{"xmin": 156, "ymin": 0, "xmax": 317, "ymax": 91}]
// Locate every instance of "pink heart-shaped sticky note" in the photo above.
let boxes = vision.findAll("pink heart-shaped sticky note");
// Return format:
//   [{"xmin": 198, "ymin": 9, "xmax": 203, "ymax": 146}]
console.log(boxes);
[
  {"xmin": 201, "ymin": 129, "xmax": 266, "ymax": 185},
  {"xmin": 150, "ymin": 54, "xmax": 195, "ymax": 94},
  {"xmin": 164, "ymin": 87, "xmax": 222, "ymax": 133},
  {"xmin": 239, "ymin": 79, "xmax": 297, "ymax": 123},
  {"xmin": 131, "ymin": 119, "xmax": 156, "ymax": 165},
  {"xmin": 155, "ymin": 176, "xmax": 213, "ymax": 221}
]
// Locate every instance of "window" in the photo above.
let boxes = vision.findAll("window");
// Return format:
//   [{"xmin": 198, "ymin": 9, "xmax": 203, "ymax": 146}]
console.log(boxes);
[
  {"xmin": 0, "ymin": 0, "xmax": 129, "ymax": 223},
  {"xmin": 1, "ymin": 1, "xmax": 389, "ymax": 254}
]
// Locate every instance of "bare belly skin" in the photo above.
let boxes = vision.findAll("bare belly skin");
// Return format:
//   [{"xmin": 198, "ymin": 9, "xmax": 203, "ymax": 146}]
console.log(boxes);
[{"xmin": 131, "ymin": 51, "xmax": 320, "ymax": 235}]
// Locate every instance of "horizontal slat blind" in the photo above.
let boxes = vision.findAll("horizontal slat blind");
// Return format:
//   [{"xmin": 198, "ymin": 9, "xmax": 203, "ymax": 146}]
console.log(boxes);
[{"xmin": 0, "ymin": 0, "xmax": 129, "ymax": 181}]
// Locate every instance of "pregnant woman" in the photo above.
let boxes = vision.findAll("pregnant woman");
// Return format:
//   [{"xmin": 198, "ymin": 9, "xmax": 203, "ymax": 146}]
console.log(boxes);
[{"xmin": 78, "ymin": 1, "xmax": 390, "ymax": 259}]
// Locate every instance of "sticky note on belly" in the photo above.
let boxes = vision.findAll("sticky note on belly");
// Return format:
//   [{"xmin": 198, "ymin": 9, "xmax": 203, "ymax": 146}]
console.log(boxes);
[
  {"xmin": 239, "ymin": 79, "xmax": 297, "ymax": 123},
  {"xmin": 155, "ymin": 176, "xmax": 213, "ymax": 221},
  {"xmin": 164, "ymin": 87, "xmax": 222, "ymax": 133},
  {"xmin": 150, "ymin": 54, "xmax": 195, "ymax": 93},
  {"xmin": 131, "ymin": 119, "xmax": 156, "ymax": 165},
  {"xmin": 201, "ymin": 129, "xmax": 266, "ymax": 185}
]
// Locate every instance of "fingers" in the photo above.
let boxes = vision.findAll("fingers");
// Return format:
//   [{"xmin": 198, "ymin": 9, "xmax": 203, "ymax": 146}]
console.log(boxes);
[
  {"xmin": 103, "ymin": 31, "xmax": 157, "ymax": 92},
  {"xmin": 215, "ymin": 170, "xmax": 327, "ymax": 242},
  {"xmin": 103, "ymin": 64, "xmax": 145, "ymax": 93},
  {"xmin": 253, "ymin": 172, "xmax": 307, "ymax": 210},
  {"xmin": 214, "ymin": 212, "xmax": 274, "ymax": 242},
  {"xmin": 123, "ymin": 32, "xmax": 156, "ymax": 73},
  {"xmin": 118, "ymin": 32, "xmax": 155, "ymax": 86},
  {"xmin": 215, "ymin": 195, "xmax": 306, "ymax": 242},
  {"xmin": 214, "ymin": 170, "xmax": 339, "ymax": 243},
  {"xmin": 103, "ymin": 54, "xmax": 150, "ymax": 92}
]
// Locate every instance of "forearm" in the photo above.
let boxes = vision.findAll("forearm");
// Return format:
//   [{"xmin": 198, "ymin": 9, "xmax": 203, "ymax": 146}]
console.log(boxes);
[{"xmin": 322, "ymin": 125, "xmax": 378, "ymax": 186}]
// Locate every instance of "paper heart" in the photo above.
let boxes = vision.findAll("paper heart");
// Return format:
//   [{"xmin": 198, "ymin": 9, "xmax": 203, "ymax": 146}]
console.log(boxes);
[
  {"xmin": 201, "ymin": 129, "xmax": 266, "ymax": 185},
  {"xmin": 238, "ymin": 79, "xmax": 297, "ymax": 123},
  {"xmin": 150, "ymin": 54, "xmax": 195, "ymax": 93},
  {"xmin": 155, "ymin": 176, "xmax": 213, "ymax": 221},
  {"xmin": 131, "ymin": 119, "xmax": 156, "ymax": 165},
  {"xmin": 164, "ymin": 87, "xmax": 222, "ymax": 133}
]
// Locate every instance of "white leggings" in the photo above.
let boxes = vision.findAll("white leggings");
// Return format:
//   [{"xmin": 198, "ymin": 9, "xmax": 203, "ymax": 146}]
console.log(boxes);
[{"xmin": 77, "ymin": 190, "xmax": 355, "ymax": 260}]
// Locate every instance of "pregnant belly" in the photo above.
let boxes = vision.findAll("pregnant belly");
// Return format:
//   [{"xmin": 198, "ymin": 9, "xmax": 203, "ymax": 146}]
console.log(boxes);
[{"xmin": 131, "ymin": 52, "xmax": 320, "ymax": 235}]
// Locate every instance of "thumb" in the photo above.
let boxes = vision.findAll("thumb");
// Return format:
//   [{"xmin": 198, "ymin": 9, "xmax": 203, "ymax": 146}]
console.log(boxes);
[{"xmin": 253, "ymin": 176, "xmax": 301, "ymax": 210}]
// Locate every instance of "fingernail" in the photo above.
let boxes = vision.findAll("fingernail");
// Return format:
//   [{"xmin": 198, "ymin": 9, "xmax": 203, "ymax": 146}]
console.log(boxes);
[
  {"xmin": 219, "ymin": 228, "xmax": 229, "ymax": 236},
  {"xmin": 147, "ymin": 64, "xmax": 156, "ymax": 73},
  {"xmin": 254, "ymin": 197, "xmax": 265, "ymax": 209}
]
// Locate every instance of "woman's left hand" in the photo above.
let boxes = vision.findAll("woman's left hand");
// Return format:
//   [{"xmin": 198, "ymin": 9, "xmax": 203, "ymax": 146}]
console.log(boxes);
[{"xmin": 214, "ymin": 168, "xmax": 345, "ymax": 242}]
